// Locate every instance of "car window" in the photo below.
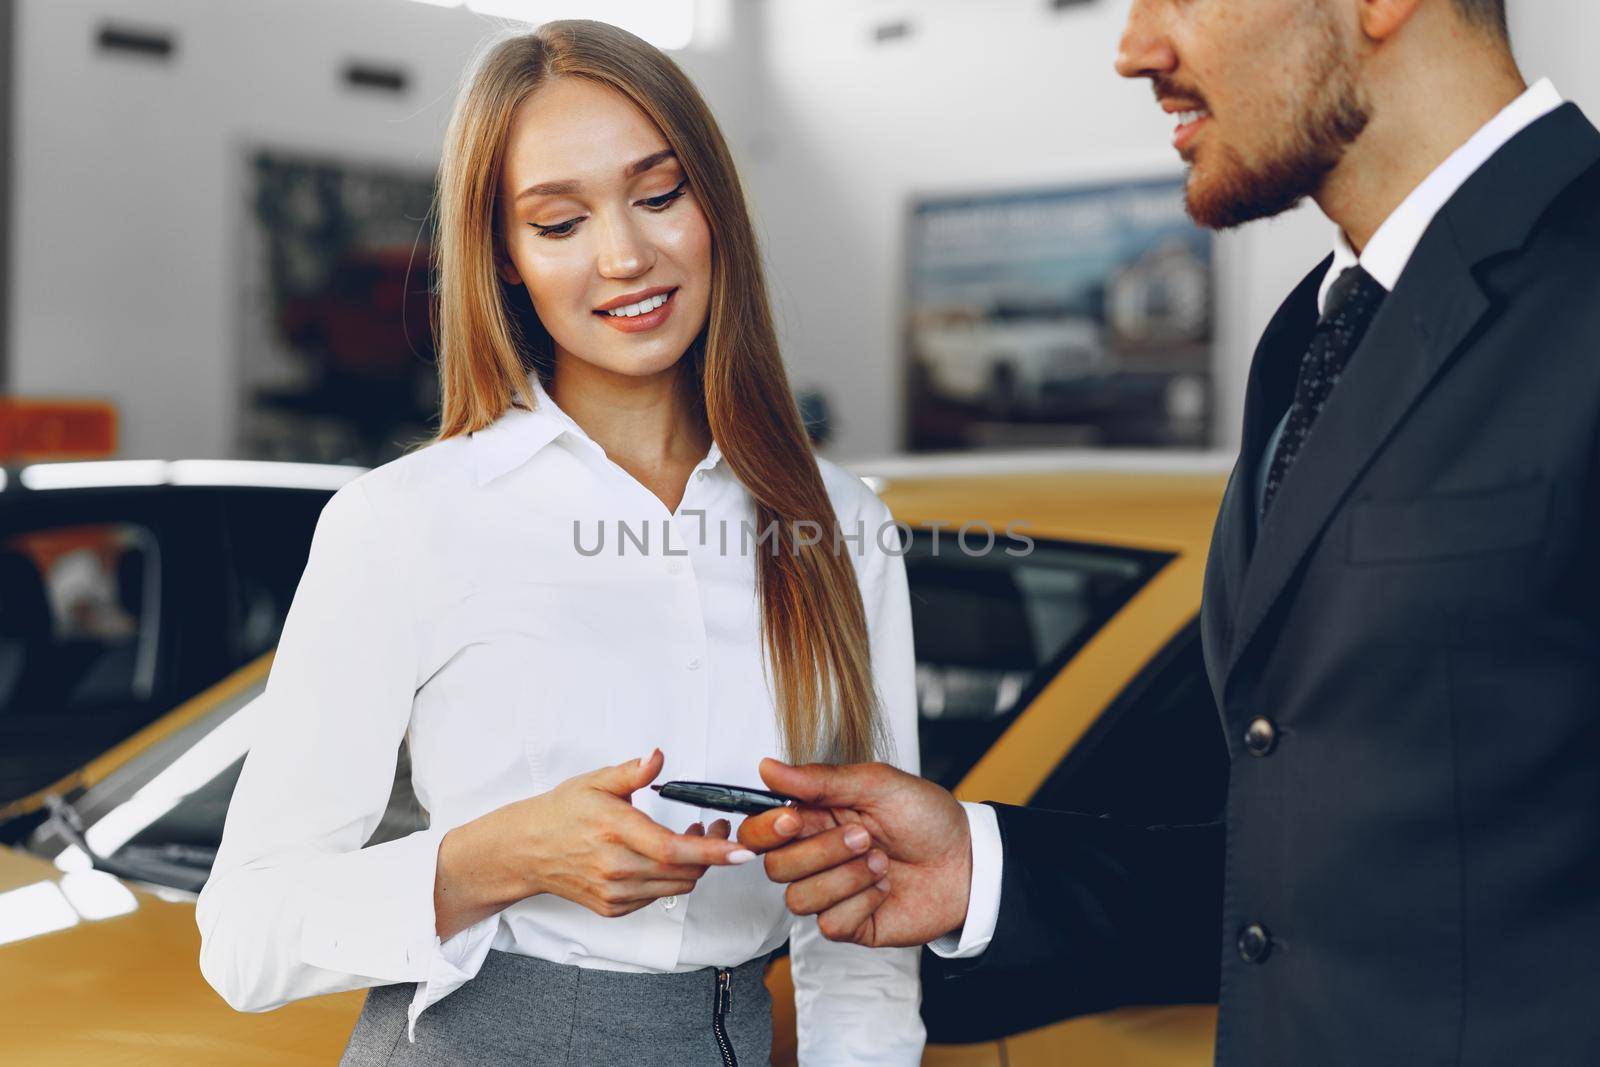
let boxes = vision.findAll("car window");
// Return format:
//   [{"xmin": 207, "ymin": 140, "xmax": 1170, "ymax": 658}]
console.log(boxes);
[
  {"xmin": 0, "ymin": 522, "xmax": 162, "ymax": 799},
  {"xmin": 904, "ymin": 529, "xmax": 1168, "ymax": 788},
  {"xmin": 1029, "ymin": 623, "xmax": 1227, "ymax": 823},
  {"xmin": 220, "ymin": 490, "xmax": 333, "ymax": 663}
]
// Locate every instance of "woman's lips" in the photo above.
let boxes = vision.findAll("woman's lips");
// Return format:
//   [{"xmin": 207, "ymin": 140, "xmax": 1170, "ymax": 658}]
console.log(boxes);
[{"xmin": 594, "ymin": 287, "xmax": 678, "ymax": 334}]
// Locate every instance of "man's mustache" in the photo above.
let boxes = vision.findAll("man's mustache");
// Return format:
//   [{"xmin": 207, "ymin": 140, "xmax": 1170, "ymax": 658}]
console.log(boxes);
[{"xmin": 1151, "ymin": 76, "xmax": 1210, "ymax": 111}]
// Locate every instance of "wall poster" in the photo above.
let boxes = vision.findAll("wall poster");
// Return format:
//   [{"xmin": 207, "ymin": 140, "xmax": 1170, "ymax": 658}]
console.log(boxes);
[
  {"xmin": 238, "ymin": 149, "xmax": 439, "ymax": 467},
  {"xmin": 905, "ymin": 175, "xmax": 1213, "ymax": 451}
]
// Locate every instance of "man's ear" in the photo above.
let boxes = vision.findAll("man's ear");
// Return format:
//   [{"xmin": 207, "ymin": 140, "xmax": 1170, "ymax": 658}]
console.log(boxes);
[{"xmin": 1359, "ymin": 0, "xmax": 1424, "ymax": 42}]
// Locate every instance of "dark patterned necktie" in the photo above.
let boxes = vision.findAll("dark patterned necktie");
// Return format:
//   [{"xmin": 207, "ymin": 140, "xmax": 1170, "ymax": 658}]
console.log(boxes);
[{"xmin": 1259, "ymin": 265, "xmax": 1388, "ymax": 519}]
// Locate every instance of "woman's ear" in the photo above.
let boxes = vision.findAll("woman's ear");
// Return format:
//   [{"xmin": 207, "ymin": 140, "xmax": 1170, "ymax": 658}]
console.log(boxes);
[
  {"xmin": 492, "ymin": 216, "xmax": 523, "ymax": 286},
  {"xmin": 495, "ymin": 254, "xmax": 523, "ymax": 287}
]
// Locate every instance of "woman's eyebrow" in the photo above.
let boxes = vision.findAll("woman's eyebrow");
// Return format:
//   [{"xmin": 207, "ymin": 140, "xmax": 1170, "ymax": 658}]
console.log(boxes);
[
  {"xmin": 624, "ymin": 147, "xmax": 676, "ymax": 178},
  {"xmin": 515, "ymin": 148, "xmax": 677, "ymax": 202}
]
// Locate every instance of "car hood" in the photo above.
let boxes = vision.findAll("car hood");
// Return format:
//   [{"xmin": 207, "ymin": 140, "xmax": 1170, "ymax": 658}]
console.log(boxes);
[{"xmin": 0, "ymin": 846, "xmax": 361, "ymax": 1063}]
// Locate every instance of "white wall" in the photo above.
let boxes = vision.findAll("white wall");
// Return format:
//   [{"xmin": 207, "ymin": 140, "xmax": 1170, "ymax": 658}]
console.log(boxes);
[
  {"xmin": 747, "ymin": 0, "xmax": 1600, "ymax": 461},
  {"xmin": 8, "ymin": 0, "xmax": 1599, "ymax": 462},
  {"xmin": 7, "ymin": 0, "xmax": 758, "ymax": 461},
  {"xmin": 1508, "ymin": 1, "xmax": 1600, "ymax": 113}
]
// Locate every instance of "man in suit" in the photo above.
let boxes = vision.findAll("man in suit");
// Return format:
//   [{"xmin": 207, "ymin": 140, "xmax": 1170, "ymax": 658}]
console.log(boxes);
[{"xmin": 742, "ymin": 0, "xmax": 1600, "ymax": 1063}]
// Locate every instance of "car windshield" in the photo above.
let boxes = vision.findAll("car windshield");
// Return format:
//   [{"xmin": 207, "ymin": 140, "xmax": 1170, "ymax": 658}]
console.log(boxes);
[
  {"xmin": 19, "ymin": 528, "xmax": 1168, "ymax": 890},
  {"xmin": 902, "ymin": 529, "xmax": 1168, "ymax": 786},
  {"xmin": 20, "ymin": 675, "xmax": 423, "ymax": 894},
  {"xmin": 20, "ymin": 678, "xmax": 253, "ymax": 889}
]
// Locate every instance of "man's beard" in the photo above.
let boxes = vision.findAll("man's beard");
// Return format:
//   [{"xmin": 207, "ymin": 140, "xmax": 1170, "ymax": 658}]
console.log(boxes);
[{"xmin": 1184, "ymin": 29, "xmax": 1372, "ymax": 229}]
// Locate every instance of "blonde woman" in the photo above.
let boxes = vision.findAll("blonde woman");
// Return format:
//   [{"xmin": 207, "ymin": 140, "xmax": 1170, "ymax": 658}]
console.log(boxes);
[{"xmin": 194, "ymin": 20, "xmax": 923, "ymax": 1067}]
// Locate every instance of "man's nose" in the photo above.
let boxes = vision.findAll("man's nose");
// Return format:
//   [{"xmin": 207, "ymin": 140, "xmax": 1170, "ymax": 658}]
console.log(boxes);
[
  {"xmin": 1114, "ymin": 0, "xmax": 1177, "ymax": 81},
  {"xmin": 596, "ymin": 213, "xmax": 653, "ymax": 279}
]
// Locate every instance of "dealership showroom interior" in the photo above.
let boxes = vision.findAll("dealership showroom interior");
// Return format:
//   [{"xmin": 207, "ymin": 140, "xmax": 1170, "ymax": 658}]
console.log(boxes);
[{"xmin": 2, "ymin": 1, "xmax": 1599, "ymax": 1064}]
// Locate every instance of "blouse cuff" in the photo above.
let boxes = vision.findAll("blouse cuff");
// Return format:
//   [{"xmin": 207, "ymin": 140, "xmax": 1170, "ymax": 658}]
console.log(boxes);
[
  {"xmin": 405, "ymin": 911, "xmax": 500, "ymax": 1043},
  {"xmin": 292, "ymin": 824, "xmax": 501, "ymax": 1042}
]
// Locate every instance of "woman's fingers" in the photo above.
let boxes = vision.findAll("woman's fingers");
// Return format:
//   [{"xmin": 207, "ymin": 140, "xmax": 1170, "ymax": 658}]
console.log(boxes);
[
  {"xmin": 617, "ymin": 879, "xmax": 699, "ymax": 902},
  {"xmin": 783, "ymin": 850, "xmax": 888, "ymax": 916},
  {"xmin": 638, "ymin": 820, "xmax": 730, "ymax": 877},
  {"xmin": 616, "ymin": 810, "xmax": 755, "ymax": 867},
  {"xmin": 594, "ymin": 842, "xmax": 693, "ymax": 880},
  {"xmin": 588, "ymin": 749, "xmax": 664, "ymax": 798}
]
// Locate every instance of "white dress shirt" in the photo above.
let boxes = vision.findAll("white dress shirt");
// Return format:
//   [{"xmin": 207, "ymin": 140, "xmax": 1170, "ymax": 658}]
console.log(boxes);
[
  {"xmin": 936, "ymin": 76, "xmax": 1565, "ymax": 964},
  {"xmin": 195, "ymin": 371, "xmax": 926, "ymax": 1064}
]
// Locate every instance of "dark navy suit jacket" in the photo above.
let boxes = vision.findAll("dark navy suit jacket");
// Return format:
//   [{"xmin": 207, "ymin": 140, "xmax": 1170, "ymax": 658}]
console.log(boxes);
[{"xmin": 950, "ymin": 104, "xmax": 1600, "ymax": 1066}]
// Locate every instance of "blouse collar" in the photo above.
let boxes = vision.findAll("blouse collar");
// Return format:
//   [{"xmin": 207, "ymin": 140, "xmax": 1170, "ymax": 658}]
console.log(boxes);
[{"xmin": 471, "ymin": 371, "xmax": 724, "ymax": 486}]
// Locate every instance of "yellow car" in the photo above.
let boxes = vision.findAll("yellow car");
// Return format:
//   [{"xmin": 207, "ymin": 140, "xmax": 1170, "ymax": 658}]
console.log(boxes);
[{"xmin": 0, "ymin": 457, "xmax": 1229, "ymax": 1065}]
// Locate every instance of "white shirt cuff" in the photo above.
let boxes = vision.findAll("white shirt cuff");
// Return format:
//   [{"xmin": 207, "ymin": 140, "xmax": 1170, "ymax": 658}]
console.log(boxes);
[
  {"xmin": 406, "ymin": 912, "xmax": 499, "ymax": 1043},
  {"xmin": 927, "ymin": 801, "xmax": 1002, "ymax": 959},
  {"xmin": 288, "ymin": 823, "xmax": 500, "ymax": 1044},
  {"xmin": 403, "ymin": 827, "xmax": 501, "ymax": 1043}
]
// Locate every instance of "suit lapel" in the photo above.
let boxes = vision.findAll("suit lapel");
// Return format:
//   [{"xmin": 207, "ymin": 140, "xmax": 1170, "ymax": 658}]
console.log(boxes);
[
  {"xmin": 1224, "ymin": 238, "xmax": 1488, "ymax": 682},
  {"xmin": 1200, "ymin": 260, "xmax": 1325, "ymax": 708},
  {"xmin": 1221, "ymin": 102, "xmax": 1600, "ymax": 690}
]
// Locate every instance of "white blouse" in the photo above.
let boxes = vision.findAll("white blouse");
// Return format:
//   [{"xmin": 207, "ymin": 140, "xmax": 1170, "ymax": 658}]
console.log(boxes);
[{"xmin": 194, "ymin": 372, "xmax": 925, "ymax": 1064}]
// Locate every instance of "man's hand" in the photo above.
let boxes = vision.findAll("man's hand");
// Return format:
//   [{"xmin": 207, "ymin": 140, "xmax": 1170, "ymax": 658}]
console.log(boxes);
[{"xmin": 738, "ymin": 757, "xmax": 972, "ymax": 947}]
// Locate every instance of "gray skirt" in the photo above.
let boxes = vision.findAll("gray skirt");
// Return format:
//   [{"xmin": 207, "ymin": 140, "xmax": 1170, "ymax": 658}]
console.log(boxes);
[{"xmin": 339, "ymin": 949, "xmax": 774, "ymax": 1067}]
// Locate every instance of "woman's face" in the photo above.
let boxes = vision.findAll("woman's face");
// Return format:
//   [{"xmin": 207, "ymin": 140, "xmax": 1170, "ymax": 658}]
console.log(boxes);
[{"xmin": 496, "ymin": 76, "xmax": 712, "ymax": 380}]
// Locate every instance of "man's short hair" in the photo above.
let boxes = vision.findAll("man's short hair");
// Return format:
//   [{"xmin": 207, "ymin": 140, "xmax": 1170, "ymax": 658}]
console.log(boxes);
[{"xmin": 1454, "ymin": 0, "xmax": 1509, "ymax": 37}]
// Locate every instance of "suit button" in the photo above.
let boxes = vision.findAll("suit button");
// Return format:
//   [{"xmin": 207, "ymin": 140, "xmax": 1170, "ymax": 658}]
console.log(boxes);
[
  {"xmin": 1237, "ymin": 923, "xmax": 1272, "ymax": 964},
  {"xmin": 1244, "ymin": 717, "xmax": 1277, "ymax": 757}
]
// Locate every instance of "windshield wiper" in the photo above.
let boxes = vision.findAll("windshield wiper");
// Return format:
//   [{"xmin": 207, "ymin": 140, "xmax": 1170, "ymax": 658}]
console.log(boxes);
[{"xmin": 42, "ymin": 793, "xmax": 209, "ymax": 894}]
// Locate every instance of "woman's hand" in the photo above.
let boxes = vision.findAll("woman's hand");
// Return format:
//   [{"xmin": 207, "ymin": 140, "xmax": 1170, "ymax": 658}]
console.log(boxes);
[{"xmin": 437, "ymin": 749, "xmax": 753, "ymax": 935}]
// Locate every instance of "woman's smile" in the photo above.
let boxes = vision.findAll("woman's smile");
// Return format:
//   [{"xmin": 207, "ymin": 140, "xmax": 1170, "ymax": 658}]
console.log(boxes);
[{"xmin": 593, "ymin": 285, "xmax": 679, "ymax": 333}]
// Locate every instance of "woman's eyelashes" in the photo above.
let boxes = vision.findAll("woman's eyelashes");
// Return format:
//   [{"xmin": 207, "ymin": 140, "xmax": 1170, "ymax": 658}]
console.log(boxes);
[
  {"xmin": 528, "ymin": 180, "xmax": 690, "ymax": 240},
  {"xmin": 530, "ymin": 216, "xmax": 583, "ymax": 239}
]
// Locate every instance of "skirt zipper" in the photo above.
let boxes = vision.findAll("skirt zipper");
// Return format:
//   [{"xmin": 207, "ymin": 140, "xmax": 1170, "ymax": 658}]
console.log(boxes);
[{"xmin": 712, "ymin": 967, "xmax": 737, "ymax": 1067}]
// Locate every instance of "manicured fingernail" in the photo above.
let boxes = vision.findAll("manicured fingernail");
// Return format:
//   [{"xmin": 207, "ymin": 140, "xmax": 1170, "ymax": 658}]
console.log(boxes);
[
  {"xmin": 774, "ymin": 813, "xmax": 799, "ymax": 835},
  {"xmin": 639, "ymin": 748, "xmax": 657, "ymax": 767},
  {"xmin": 728, "ymin": 849, "xmax": 756, "ymax": 864},
  {"xmin": 844, "ymin": 827, "xmax": 870, "ymax": 851},
  {"xmin": 867, "ymin": 850, "xmax": 888, "ymax": 875},
  {"xmin": 876, "ymin": 878, "xmax": 890, "ymax": 893}
]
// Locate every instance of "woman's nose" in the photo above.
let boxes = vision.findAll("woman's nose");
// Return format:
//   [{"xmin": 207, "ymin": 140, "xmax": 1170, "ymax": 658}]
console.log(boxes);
[{"xmin": 595, "ymin": 213, "xmax": 654, "ymax": 280}]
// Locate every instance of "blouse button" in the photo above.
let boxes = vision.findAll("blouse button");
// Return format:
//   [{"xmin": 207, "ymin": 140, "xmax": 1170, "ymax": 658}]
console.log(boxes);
[
  {"xmin": 661, "ymin": 895, "xmax": 678, "ymax": 910},
  {"xmin": 695, "ymin": 469, "xmax": 708, "ymax": 481},
  {"xmin": 667, "ymin": 560, "xmax": 683, "ymax": 576},
  {"xmin": 687, "ymin": 658, "xmax": 701, "ymax": 671}
]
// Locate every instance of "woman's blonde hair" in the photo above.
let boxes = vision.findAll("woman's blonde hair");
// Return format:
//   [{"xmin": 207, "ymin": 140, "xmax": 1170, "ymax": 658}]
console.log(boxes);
[{"xmin": 431, "ymin": 21, "xmax": 886, "ymax": 764}]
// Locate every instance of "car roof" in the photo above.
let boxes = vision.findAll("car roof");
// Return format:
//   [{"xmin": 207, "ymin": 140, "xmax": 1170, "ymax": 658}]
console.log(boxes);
[
  {"xmin": 0, "ymin": 459, "xmax": 365, "ymax": 494},
  {"xmin": 857, "ymin": 450, "xmax": 1233, "ymax": 556}
]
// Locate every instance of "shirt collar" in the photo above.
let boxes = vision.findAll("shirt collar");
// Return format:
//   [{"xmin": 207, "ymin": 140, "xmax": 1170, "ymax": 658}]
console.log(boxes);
[
  {"xmin": 1319, "ymin": 77, "xmax": 1564, "ymax": 316},
  {"xmin": 470, "ymin": 371, "xmax": 725, "ymax": 486}
]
